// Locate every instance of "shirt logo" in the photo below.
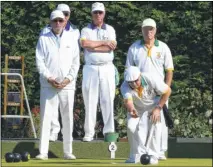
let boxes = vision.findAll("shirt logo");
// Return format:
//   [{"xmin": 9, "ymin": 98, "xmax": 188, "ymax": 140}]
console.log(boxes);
[
  {"xmin": 156, "ymin": 52, "xmax": 161, "ymax": 58},
  {"xmin": 103, "ymin": 35, "xmax": 109, "ymax": 40}
]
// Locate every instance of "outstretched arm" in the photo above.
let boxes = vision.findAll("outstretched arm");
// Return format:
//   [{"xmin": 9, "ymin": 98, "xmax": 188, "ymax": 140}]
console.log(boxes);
[{"xmin": 124, "ymin": 99, "xmax": 139, "ymax": 118}]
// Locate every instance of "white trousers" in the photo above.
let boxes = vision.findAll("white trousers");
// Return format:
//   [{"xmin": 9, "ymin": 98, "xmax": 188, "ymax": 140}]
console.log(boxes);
[
  {"xmin": 82, "ymin": 64, "xmax": 115, "ymax": 138},
  {"xmin": 50, "ymin": 107, "xmax": 60, "ymax": 135},
  {"xmin": 127, "ymin": 111, "xmax": 162, "ymax": 160},
  {"xmin": 39, "ymin": 87, "xmax": 75, "ymax": 154}
]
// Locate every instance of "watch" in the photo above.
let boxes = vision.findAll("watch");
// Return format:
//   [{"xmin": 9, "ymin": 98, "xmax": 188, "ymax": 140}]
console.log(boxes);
[{"xmin": 155, "ymin": 104, "xmax": 162, "ymax": 110}]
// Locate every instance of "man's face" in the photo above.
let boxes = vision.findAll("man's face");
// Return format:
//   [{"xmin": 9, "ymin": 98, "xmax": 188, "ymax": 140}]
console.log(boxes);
[
  {"xmin": 128, "ymin": 77, "xmax": 141, "ymax": 89},
  {"xmin": 92, "ymin": 10, "xmax": 105, "ymax": 24},
  {"xmin": 62, "ymin": 11, "xmax": 70, "ymax": 22},
  {"xmin": 50, "ymin": 17, "xmax": 65, "ymax": 34},
  {"xmin": 142, "ymin": 26, "xmax": 156, "ymax": 41}
]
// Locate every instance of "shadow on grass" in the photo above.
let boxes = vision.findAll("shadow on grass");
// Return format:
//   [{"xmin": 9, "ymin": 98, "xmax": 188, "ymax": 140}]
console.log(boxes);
[
  {"xmin": 12, "ymin": 142, "xmax": 58, "ymax": 158},
  {"xmin": 30, "ymin": 158, "xmax": 126, "ymax": 165},
  {"xmin": 33, "ymin": 161, "xmax": 126, "ymax": 166}
]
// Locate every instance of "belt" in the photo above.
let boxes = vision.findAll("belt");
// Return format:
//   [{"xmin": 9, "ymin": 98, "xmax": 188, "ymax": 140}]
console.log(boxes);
[{"xmin": 86, "ymin": 62, "xmax": 112, "ymax": 66}]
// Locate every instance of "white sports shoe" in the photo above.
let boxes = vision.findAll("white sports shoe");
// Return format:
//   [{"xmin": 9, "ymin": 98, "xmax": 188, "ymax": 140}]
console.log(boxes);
[
  {"xmin": 150, "ymin": 156, "xmax": 158, "ymax": 165},
  {"xmin": 64, "ymin": 154, "xmax": 76, "ymax": 160},
  {"xmin": 82, "ymin": 136, "xmax": 93, "ymax": 142},
  {"xmin": 35, "ymin": 154, "xmax": 48, "ymax": 160},
  {"xmin": 135, "ymin": 154, "xmax": 141, "ymax": 164},
  {"xmin": 49, "ymin": 133, "xmax": 58, "ymax": 141},
  {"xmin": 159, "ymin": 154, "xmax": 167, "ymax": 160}
]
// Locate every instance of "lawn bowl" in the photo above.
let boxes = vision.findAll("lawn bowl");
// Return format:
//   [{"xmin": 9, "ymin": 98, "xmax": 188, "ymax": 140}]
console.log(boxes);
[
  {"xmin": 13, "ymin": 153, "xmax": 21, "ymax": 162},
  {"xmin": 5, "ymin": 152, "xmax": 14, "ymax": 163},
  {"xmin": 140, "ymin": 154, "xmax": 150, "ymax": 165},
  {"xmin": 21, "ymin": 151, "xmax": 30, "ymax": 162}
]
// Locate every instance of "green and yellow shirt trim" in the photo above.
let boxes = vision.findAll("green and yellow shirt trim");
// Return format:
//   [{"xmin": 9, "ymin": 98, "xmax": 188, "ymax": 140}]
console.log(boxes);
[{"xmin": 141, "ymin": 39, "xmax": 159, "ymax": 57}]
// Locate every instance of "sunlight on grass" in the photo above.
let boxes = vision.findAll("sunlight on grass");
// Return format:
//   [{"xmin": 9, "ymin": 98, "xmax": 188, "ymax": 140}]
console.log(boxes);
[{"xmin": 1, "ymin": 158, "xmax": 212, "ymax": 167}]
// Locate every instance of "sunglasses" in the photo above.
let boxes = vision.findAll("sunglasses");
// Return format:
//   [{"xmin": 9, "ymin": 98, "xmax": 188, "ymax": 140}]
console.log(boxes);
[
  {"xmin": 63, "ymin": 12, "xmax": 70, "ymax": 17},
  {"xmin": 128, "ymin": 78, "xmax": 139, "ymax": 84},
  {"xmin": 93, "ymin": 11, "xmax": 103, "ymax": 15},
  {"xmin": 53, "ymin": 19, "xmax": 64, "ymax": 23}
]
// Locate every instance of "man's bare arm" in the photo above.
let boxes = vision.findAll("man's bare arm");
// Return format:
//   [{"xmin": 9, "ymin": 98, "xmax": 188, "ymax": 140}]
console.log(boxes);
[
  {"xmin": 80, "ymin": 39, "xmax": 105, "ymax": 49},
  {"xmin": 81, "ymin": 40, "xmax": 116, "ymax": 52},
  {"xmin": 124, "ymin": 99, "xmax": 138, "ymax": 118},
  {"xmin": 165, "ymin": 70, "xmax": 173, "ymax": 87},
  {"xmin": 151, "ymin": 87, "xmax": 172, "ymax": 123}
]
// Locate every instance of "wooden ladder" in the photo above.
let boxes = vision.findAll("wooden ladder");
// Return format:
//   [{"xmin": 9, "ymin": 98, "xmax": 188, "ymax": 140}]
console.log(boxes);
[
  {"xmin": 2, "ymin": 54, "xmax": 37, "ymax": 138},
  {"xmin": 3, "ymin": 55, "xmax": 25, "ymax": 116}
]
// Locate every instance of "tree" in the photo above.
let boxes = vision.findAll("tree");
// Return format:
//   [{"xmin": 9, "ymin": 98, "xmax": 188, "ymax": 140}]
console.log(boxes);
[{"xmin": 1, "ymin": 1, "xmax": 212, "ymax": 138}]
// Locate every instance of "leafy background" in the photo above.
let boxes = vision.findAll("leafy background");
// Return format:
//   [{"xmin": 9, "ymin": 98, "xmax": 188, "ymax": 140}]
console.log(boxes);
[{"xmin": 1, "ymin": 1, "xmax": 212, "ymax": 138}]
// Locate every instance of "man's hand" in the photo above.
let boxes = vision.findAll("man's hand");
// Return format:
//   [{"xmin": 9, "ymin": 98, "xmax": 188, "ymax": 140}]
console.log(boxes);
[
  {"xmin": 124, "ymin": 99, "xmax": 138, "ymax": 118},
  {"xmin": 128, "ymin": 107, "xmax": 139, "ymax": 118},
  {"xmin": 47, "ymin": 77, "xmax": 70, "ymax": 89},
  {"xmin": 104, "ymin": 40, "xmax": 116, "ymax": 50},
  {"xmin": 151, "ymin": 107, "xmax": 161, "ymax": 124},
  {"xmin": 60, "ymin": 77, "xmax": 70, "ymax": 88},
  {"xmin": 47, "ymin": 77, "xmax": 60, "ymax": 88}
]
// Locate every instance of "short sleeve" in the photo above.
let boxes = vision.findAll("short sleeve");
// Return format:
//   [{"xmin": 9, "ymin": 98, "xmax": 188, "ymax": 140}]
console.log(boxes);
[
  {"xmin": 120, "ymin": 81, "xmax": 133, "ymax": 100},
  {"xmin": 80, "ymin": 27, "xmax": 90, "ymax": 41},
  {"xmin": 143, "ymin": 73, "xmax": 169, "ymax": 95},
  {"xmin": 151, "ymin": 74, "xmax": 169, "ymax": 95},
  {"xmin": 108, "ymin": 26, "xmax": 116, "ymax": 41}
]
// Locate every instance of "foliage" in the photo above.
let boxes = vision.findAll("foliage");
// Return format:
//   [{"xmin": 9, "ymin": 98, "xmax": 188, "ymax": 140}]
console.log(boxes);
[
  {"xmin": 169, "ymin": 88, "xmax": 212, "ymax": 137},
  {"xmin": 1, "ymin": 1, "xmax": 212, "ymax": 138},
  {"xmin": 27, "ymin": 105, "xmax": 41, "ymax": 138}
]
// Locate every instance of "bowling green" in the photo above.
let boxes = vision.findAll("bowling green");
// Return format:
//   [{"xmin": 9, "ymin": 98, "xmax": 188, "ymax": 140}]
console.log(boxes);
[{"xmin": 1, "ymin": 158, "xmax": 212, "ymax": 166}]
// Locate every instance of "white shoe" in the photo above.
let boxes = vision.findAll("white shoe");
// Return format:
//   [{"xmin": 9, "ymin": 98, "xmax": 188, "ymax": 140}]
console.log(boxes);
[
  {"xmin": 82, "ymin": 136, "xmax": 93, "ymax": 142},
  {"xmin": 159, "ymin": 154, "xmax": 167, "ymax": 160},
  {"xmin": 134, "ymin": 154, "xmax": 141, "ymax": 164},
  {"xmin": 64, "ymin": 154, "xmax": 76, "ymax": 160},
  {"xmin": 35, "ymin": 154, "xmax": 48, "ymax": 160},
  {"xmin": 49, "ymin": 133, "xmax": 58, "ymax": 141},
  {"xmin": 150, "ymin": 156, "xmax": 158, "ymax": 165}
]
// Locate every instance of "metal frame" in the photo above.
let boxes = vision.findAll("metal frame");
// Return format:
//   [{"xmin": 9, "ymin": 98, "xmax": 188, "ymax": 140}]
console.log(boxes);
[{"xmin": 1, "ymin": 73, "xmax": 37, "ymax": 138}]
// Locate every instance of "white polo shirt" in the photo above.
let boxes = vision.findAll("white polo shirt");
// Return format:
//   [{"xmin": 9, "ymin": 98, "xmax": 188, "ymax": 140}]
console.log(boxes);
[
  {"xmin": 126, "ymin": 39, "xmax": 174, "ymax": 80},
  {"xmin": 120, "ymin": 73, "xmax": 169, "ymax": 113},
  {"xmin": 80, "ymin": 23, "xmax": 116, "ymax": 65}
]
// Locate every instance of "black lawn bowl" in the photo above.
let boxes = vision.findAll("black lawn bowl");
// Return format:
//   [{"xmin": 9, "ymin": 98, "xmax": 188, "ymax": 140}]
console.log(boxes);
[
  {"xmin": 5, "ymin": 152, "xmax": 14, "ymax": 163},
  {"xmin": 13, "ymin": 153, "xmax": 22, "ymax": 162},
  {"xmin": 140, "ymin": 154, "xmax": 150, "ymax": 165},
  {"xmin": 21, "ymin": 151, "xmax": 30, "ymax": 162}
]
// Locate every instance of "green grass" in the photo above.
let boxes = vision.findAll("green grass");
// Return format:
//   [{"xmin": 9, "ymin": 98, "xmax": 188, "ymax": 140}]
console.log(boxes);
[{"xmin": 1, "ymin": 158, "xmax": 212, "ymax": 167}]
